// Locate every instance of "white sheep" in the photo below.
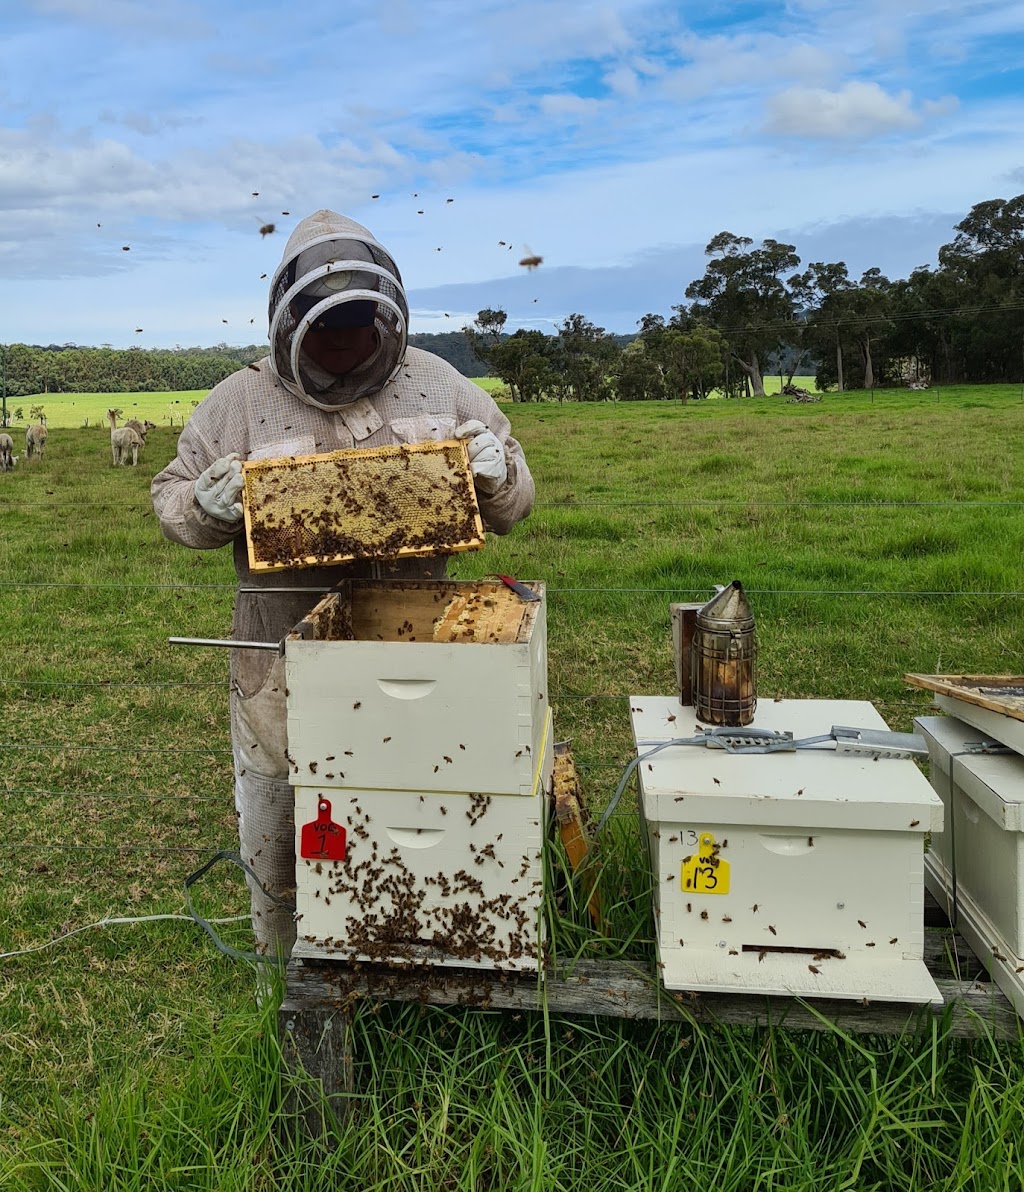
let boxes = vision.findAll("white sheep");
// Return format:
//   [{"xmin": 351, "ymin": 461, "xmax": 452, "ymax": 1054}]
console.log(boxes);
[
  {"xmin": 106, "ymin": 409, "xmax": 143, "ymax": 466},
  {"xmin": 25, "ymin": 423, "xmax": 47, "ymax": 460},
  {"xmin": 125, "ymin": 418, "xmax": 157, "ymax": 441}
]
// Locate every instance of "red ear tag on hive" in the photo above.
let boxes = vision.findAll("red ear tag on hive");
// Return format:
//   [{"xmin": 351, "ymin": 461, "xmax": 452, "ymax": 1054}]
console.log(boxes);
[{"xmin": 300, "ymin": 798, "xmax": 346, "ymax": 861}]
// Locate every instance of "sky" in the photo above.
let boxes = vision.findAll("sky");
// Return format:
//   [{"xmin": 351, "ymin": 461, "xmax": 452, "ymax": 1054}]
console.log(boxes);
[{"xmin": 1, "ymin": 0, "xmax": 1023, "ymax": 348}]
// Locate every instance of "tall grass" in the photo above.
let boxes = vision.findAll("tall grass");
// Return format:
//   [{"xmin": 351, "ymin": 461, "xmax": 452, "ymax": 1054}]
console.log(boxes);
[{"xmin": 1, "ymin": 385, "xmax": 1023, "ymax": 1188}]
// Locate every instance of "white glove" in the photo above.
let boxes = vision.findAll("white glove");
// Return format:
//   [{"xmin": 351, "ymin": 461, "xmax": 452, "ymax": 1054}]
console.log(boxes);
[
  {"xmin": 455, "ymin": 420, "xmax": 507, "ymax": 495},
  {"xmin": 195, "ymin": 453, "xmax": 244, "ymax": 523}
]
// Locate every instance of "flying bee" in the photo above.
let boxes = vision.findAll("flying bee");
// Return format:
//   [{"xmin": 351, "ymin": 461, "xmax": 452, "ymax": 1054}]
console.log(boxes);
[
  {"xmin": 259, "ymin": 222, "xmax": 276, "ymax": 237},
  {"xmin": 519, "ymin": 245, "xmax": 543, "ymax": 269}
]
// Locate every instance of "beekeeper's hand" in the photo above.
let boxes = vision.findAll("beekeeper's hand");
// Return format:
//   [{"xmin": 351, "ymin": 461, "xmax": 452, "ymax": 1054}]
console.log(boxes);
[
  {"xmin": 455, "ymin": 420, "xmax": 507, "ymax": 494},
  {"xmin": 195, "ymin": 453, "xmax": 244, "ymax": 523}
]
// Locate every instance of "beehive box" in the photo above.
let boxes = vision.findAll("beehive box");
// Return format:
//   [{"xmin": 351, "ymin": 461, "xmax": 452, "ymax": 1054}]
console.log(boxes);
[
  {"xmin": 292, "ymin": 713, "xmax": 553, "ymax": 970},
  {"xmin": 916, "ymin": 714, "xmax": 1024, "ymax": 1017},
  {"xmin": 631, "ymin": 697, "xmax": 944, "ymax": 1005},
  {"xmin": 241, "ymin": 439, "xmax": 484, "ymax": 572},
  {"xmin": 906, "ymin": 674, "xmax": 1024, "ymax": 754},
  {"xmin": 285, "ymin": 579, "xmax": 550, "ymax": 971},
  {"xmin": 285, "ymin": 581, "xmax": 548, "ymax": 796}
]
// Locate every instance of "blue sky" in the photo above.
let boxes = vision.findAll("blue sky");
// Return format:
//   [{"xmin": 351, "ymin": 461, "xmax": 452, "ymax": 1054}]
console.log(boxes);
[{"xmin": 1, "ymin": 0, "xmax": 1023, "ymax": 349}]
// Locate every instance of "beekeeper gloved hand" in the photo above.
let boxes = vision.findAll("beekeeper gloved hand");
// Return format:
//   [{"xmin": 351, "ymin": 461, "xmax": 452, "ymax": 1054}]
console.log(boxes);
[
  {"xmin": 195, "ymin": 453, "xmax": 244, "ymax": 523},
  {"xmin": 455, "ymin": 420, "xmax": 507, "ymax": 495}
]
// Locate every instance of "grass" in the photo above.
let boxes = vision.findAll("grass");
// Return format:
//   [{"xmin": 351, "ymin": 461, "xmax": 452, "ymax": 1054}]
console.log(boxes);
[{"xmin": 1, "ymin": 383, "xmax": 1024, "ymax": 1188}]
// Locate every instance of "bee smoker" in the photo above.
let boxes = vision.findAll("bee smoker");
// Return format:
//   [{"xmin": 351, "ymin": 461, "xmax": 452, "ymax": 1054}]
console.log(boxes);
[{"xmin": 690, "ymin": 580, "xmax": 757, "ymax": 726}]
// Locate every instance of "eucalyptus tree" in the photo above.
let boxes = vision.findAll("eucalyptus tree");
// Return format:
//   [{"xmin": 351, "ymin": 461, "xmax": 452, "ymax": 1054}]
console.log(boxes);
[{"xmin": 685, "ymin": 233, "xmax": 800, "ymax": 396}]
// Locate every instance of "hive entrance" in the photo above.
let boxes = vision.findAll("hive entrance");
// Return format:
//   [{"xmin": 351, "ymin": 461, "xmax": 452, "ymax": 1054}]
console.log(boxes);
[{"xmin": 242, "ymin": 440, "xmax": 485, "ymax": 572}]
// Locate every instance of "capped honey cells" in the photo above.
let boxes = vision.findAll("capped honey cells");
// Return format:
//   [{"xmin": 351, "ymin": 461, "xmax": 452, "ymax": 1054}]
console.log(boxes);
[{"xmin": 241, "ymin": 439, "xmax": 485, "ymax": 571}]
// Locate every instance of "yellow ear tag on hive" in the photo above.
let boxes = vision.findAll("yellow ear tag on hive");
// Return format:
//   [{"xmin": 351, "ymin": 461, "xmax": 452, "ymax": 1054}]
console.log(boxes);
[{"xmin": 681, "ymin": 832, "xmax": 730, "ymax": 895}]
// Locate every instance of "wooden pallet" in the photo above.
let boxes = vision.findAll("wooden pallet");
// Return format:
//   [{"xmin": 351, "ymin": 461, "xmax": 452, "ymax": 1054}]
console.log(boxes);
[{"xmin": 277, "ymin": 893, "xmax": 1019, "ymax": 1136}]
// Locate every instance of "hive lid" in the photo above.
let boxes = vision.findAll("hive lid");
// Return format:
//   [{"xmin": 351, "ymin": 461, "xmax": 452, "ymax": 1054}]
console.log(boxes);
[
  {"xmin": 631, "ymin": 698, "xmax": 942, "ymax": 831},
  {"xmin": 241, "ymin": 439, "xmax": 485, "ymax": 572},
  {"xmin": 951, "ymin": 749, "xmax": 1024, "ymax": 832},
  {"xmin": 914, "ymin": 715, "xmax": 995, "ymax": 777}
]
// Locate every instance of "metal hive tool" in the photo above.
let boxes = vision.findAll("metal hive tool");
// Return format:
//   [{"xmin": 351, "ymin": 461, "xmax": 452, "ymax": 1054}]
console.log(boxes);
[{"xmin": 242, "ymin": 439, "xmax": 486, "ymax": 572}]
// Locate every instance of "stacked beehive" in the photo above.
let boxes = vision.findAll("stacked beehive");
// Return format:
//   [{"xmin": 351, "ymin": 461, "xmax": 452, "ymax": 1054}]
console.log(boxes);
[
  {"xmin": 910, "ymin": 675, "xmax": 1024, "ymax": 1017},
  {"xmin": 631, "ymin": 697, "xmax": 944, "ymax": 1005},
  {"xmin": 285, "ymin": 580, "xmax": 552, "ymax": 972}
]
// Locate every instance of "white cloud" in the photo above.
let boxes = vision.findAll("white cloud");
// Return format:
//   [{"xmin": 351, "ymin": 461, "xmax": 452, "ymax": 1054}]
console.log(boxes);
[
  {"xmin": 27, "ymin": 0, "xmax": 210, "ymax": 36},
  {"xmin": 604, "ymin": 65, "xmax": 640, "ymax": 97},
  {"xmin": 764, "ymin": 81, "xmax": 922, "ymax": 139},
  {"xmin": 538, "ymin": 94, "xmax": 605, "ymax": 120}
]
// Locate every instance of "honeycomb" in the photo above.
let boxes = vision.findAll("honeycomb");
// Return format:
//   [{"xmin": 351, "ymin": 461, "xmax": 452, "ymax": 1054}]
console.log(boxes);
[{"xmin": 242, "ymin": 439, "xmax": 485, "ymax": 572}]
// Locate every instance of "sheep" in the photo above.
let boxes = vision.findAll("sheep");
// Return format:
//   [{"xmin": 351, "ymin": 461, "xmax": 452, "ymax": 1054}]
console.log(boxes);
[
  {"xmin": 107, "ymin": 409, "xmax": 143, "ymax": 466},
  {"xmin": 25, "ymin": 424, "xmax": 47, "ymax": 460},
  {"xmin": 125, "ymin": 418, "xmax": 156, "ymax": 441},
  {"xmin": 0, "ymin": 432, "xmax": 16, "ymax": 472}
]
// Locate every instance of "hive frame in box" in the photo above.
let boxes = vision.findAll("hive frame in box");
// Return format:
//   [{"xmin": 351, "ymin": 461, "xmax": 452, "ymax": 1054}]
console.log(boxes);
[
  {"xmin": 631, "ymin": 697, "xmax": 944, "ymax": 1006},
  {"xmin": 284, "ymin": 579, "xmax": 551, "ymax": 972},
  {"xmin": 241, "ymin": 439, "xmax": 485, "ymax": 573}
]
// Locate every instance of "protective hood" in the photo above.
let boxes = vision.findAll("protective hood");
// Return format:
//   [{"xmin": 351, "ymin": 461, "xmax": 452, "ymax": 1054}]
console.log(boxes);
[{"xmin": 267, "ymin": 210, "xmax": 409, "ymax": 409}]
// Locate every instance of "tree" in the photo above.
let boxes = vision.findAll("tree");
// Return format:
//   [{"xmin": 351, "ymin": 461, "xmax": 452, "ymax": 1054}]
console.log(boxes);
[
  {"xmin": 550, "ymin": 314, "xmax": 619, "ymax": 402},
  {"xmin": 685, "ymin": 233, "xmax": 800, "ymax": 396},
  {"xmin": 790, "ymin": 261, "xmax": 854, "ymax": 391}
]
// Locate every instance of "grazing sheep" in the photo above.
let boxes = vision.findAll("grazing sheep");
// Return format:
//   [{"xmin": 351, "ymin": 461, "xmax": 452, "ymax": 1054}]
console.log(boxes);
[
  {"xmin": 107, "ymin": 409, "xmax": 143, "ymax": 466},
  {"xmin": 0, "ymin": 432, "xmax": 16, "ymax": 472},
  {"xmin": 125, "ymin": 418, "xmax": 156, "ymax": 441},
  {"xmin": 25, "ymin": 424, "xmax": 47, "ymax": 460}
]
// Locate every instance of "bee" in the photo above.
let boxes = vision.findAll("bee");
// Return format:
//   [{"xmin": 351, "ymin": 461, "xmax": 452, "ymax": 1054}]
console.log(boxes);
[
  {"xmin": 712, "ymin": 777, "xmax": 721, "ymax": 786},
  {"xmin": 259, "ymin": 223, "xmax": 276, "ymax": 237},
  {"xmin": 353, "ymin": 702, "xmax": 362, "ymax": 710},
  {"xmin": 247, "ymin": 363, "xmax": 260, "ymax": 371},
  {"xmin": 858, "ymin": 920, "xmax": 867, "ymax": 928},
  {"xmin": 751, "ymin": 904, "xmax": 759, "ymax": 914},
  {"xmin": 700, "ymin": 910, "xmax": 708, "ymax": 921},
  {"xmin": 135, "ymin": 328, "xmax": 143, "ymax": 334},
  {"xmin": 446, "ymin": 197, "xmax": 454, "ymax": 203},
  {"xmin": 807, "ymin": 836, "xmax": 814, "ymax": 847},
  {"xmin": 666, "ymin": 713, "xmax": 676, "ymax": 724},
  {"xmin": 768, "ymin": 925, "xmax": 777, "ymax": 936},
  {"xmin": 808, "ymin": 964, "xmax": 820, "ymax": 975},
  {"xmin": 909, "ymin": 820, "xmax": 920, "ymax": 827},
  {"xmin": 252, "ymin": 191, "xmax": 259, "ymax": 196},
  {"xmin": 371, "ymin": 194, "xmax": 380, "ymax": 199},
  {"xmin": 121, "ymin": 245, "xmax": 131, "ymax": 251},
  {"xmin": 518, "ymin": 245, "xmax": 543, "ymax": 270},
  {"xmin": 889, "ymin": 937, "xmax": 898, "ymax": 945}
]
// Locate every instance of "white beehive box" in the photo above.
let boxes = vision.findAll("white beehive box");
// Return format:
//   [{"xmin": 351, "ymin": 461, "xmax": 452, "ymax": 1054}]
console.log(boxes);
[
  {"xmin": 286, "ymin": 580, "xmax": 551, "ymax": 971},
  {"xmin": 285, "ymin": 581, "xmax": 548, "ymax": 796},
  {"xmin": 631, "ymin": 698, "xmax": 944, "ymax": 1005},
  {"xmin": 932, "ymin": 696, "xmax": 1024, "ymax": 755},
  {"xmin": 916, "ymin": 714, "xmax": 1024, "ymax": 1017}
]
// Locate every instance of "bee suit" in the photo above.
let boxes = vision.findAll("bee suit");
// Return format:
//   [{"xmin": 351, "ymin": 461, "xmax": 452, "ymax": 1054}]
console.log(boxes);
[{"xmin": 151, "ymin": 210, "xmax": 535, "ymax": 959}]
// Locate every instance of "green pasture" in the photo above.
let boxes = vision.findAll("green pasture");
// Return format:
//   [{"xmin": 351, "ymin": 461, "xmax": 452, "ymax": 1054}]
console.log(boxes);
[
  {"xmin": 7, "ymin": 375, "xmax": 823, "ymax": 428},
  {"xmin": 8, "ymin": 378, "xmax": 502, "ymax": 429},
  {"xmin": 1, "ymin": 386, "xmax": 1024, "ymax": 1188}
]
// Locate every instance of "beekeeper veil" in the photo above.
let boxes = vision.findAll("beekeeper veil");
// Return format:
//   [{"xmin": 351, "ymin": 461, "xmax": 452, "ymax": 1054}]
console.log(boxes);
[{"xmin": 268, "ymin": 210, "xmax": 409, "ymax": 409}]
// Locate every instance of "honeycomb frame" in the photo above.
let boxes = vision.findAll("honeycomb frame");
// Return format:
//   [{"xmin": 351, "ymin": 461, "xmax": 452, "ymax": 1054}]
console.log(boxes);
[{"xmin": 241, "ymin": 439, "xmax": 485, "ymax": 572}]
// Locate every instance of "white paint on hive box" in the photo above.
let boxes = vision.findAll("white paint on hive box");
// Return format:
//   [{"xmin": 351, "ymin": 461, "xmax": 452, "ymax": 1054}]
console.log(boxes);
[
  {"xmin": 292, "ymin": 714, "xmax": 553, "ymax": 971},
  {"xmin": 284, "ymin": 587, "xmax": 548, "ymax": 797},
  {"xmin": 631, "ymin": 697, "xmax": 944, "ymax": 1005},
  {"xmin": 933, "ymin": 694, "xmax": 1024, "ymax": 755},
  {"xmin": 917, "ymin": 713, "xmax": 1024, "ymax": 1018}
]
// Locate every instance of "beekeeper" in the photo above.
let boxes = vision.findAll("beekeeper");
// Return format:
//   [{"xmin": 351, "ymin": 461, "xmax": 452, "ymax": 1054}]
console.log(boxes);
[{"xmin": 152, "ymin": 209, "xmax": 535, "ymax": 961}]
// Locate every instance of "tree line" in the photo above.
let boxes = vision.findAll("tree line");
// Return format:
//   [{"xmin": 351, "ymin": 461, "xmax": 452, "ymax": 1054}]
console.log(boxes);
[
  {"xmin": 3, "ymin": 193, "xmax": 1023, "ymax": 401},
  {"xmin": 468, "ymin": 193, "xmax": 1024, "ymax": 400}
]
